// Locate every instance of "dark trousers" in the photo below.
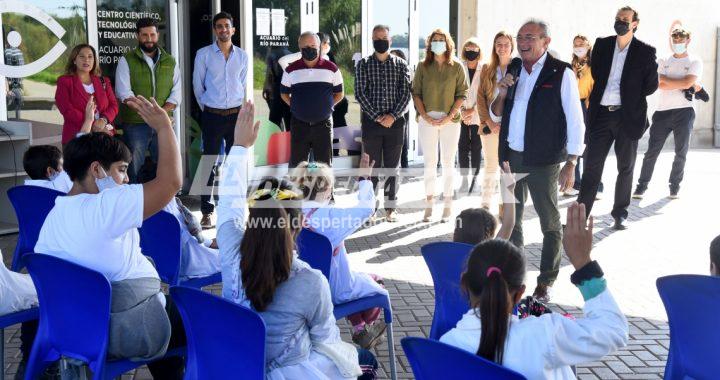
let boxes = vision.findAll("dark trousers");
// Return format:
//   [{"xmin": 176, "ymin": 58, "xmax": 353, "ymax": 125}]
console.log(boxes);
[
  {"xmin": 123, "ymin": 123, "xmax": 159, "ymax": 184},
  {"xmin": 401, "ymin": 113, "xmax": 410, "ymax": 169},
  {"xmin": 578, "ymin": 107, "xmax": 639, "ymax": 219},
  {"xmin": 508, "ymin": 150, "xmax": 562, "ymax": 286},
  {"xmin": 289, "ymin": 117, "xmax": 333, "ymax": 168},
  {"xmin": 574, "ymin": 100, "xmax": 604, "ymax": 192},
  {"xmin": 361, "ymin": 114, "xmax": 405, "ymax": 211},
  {"xmin": 200, "ymin": 110, "xmax": 238, "ymax": 215},
  {"xmin": 458, "ymin": 122, "xmax": 482, "ymax": 176},
  {"xmin": 638, "ymin": 108, "xmax": 695, "ymax": 191},
  {"xmin": 268, "ymin": 94, "xmax": 292, "ymax": 131}
]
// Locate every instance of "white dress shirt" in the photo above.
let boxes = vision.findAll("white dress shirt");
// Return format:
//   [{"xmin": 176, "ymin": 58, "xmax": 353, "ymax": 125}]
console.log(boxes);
[
  {"xmin": 490, "ymin": 52, "xmax": 585, "ymax": 156},
  {"xmin": 115, "ymin": 50, "xmax": 182, "ymax": 105},
  {"xmin": 192, "ymin": 43, "xmax": 248, "ymax": 110},
  {"xmin": 600, "ymin": 41, "xmax": 630, "ymax": 106}
]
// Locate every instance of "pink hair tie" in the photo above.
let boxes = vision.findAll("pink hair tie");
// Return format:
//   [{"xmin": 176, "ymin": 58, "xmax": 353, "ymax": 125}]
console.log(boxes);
[{"xmin": 486, "ymin": 266, "xmax": 502, "ymax": 277}]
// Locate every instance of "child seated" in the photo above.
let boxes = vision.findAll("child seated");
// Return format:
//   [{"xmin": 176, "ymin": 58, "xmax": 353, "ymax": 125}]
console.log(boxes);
[
  {"xmin": 288, "ymin": 158, "xmax": 388, "ymax": 349},
  {"xmin": 22, "ymin": 145, "xmax": 73, "ymax": 193},
  {"xmin": 0, "ymin": 249, "xmax": 37, "ymax": 316},
  {"xmin": 441, "ymin": 202, "xmax": 628, "ymax": 379},
  {"xmin": 710, "ymin": 234, "xmax": 720, "ymax": 276}
]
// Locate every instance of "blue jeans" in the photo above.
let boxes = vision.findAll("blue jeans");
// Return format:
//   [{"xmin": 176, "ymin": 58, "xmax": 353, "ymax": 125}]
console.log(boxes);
[{"xmin": 123, "ymin": 123, "xmax": 158, "ymax": 183}]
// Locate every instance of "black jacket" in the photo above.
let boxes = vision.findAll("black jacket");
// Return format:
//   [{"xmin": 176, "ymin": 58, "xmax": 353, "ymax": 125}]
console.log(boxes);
[
  {"xmin": 588, "ymin": 36, "xmax": 658, "ymax": 140},
  {"xmin": 499, "ymin": 53, "xmax": 572, "ymax": 166}
]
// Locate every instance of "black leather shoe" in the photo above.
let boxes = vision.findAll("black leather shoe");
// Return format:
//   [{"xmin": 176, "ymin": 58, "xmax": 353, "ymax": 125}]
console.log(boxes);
[{"xmin": 613, "ymin": 217, "xmax": 627, "ymax": 230}]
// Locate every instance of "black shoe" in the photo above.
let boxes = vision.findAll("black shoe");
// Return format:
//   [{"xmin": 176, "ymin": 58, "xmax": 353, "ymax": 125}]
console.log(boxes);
[
  {"xmin": 669, "ymin": 186, "xmax": 680, "ymax": 199},
  {"xmin": 632, "ymin": 185, "xmax": 647, "ymax": 199},
  {"xmin": 613, "ymin": 217, "xmax": 627, "ymax": 230}
]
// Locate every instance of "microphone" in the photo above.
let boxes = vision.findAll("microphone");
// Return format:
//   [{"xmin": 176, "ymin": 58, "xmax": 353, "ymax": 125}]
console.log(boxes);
[{"xmin": 505, "ymin": 57, "xmax": 523, "ymax": 100}]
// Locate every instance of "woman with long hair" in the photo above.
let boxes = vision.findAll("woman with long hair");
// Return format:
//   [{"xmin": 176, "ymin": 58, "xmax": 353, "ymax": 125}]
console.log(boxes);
[
  {"xmin": 476, "ymin": 31, "xmax": 514, "ymax": 210},
  {"xmin": 570, "ymin": 35, "xmax": 603, "ymax": 197},
  {"xmin": 441, "ymin": 203, "xmax": 628, "ymax": 378},
  {"xmin": 55, "ymin": 44, "xmax": 118, "ymax": 145},
  {"xmin": 457, "ymin": 37, "xmax": 483, "ymax": 194},
  {"xmin": 412, "ymin": 28, "xmax": 469, "ymax": 222}
]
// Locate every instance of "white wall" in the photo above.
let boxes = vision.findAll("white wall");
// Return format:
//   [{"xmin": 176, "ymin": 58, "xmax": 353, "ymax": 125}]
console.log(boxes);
[{"xmin": 474, "ymin": 0, "xmax": 720, "ymax": 146}]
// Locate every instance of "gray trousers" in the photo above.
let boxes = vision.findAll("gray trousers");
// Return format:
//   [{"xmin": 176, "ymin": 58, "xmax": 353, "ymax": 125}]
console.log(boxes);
[
  {"xmin": 638, "ymin": 107, "xmax": 695, "ymax": 190},
  {"xmin": 508, "ymin": 150, "xmax": 562, "ymax": 286}
]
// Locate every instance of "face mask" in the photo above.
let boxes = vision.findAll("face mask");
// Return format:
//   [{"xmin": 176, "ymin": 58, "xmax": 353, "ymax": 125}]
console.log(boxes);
[
  {"xmin": 431, "ymin": 41, "xmax": 447, "ymax": 55},
  {"xmin": 95, "ymin": 167, "xmax": 119, "ymax": 192},
  {"xmin": 301, "ymin": 47, "xmax": 318, "ymax": 61},
  {"xmin": 672, "ymin": 43, "xmax": 687, "ymax": 55},
  {"xmin": 373, "ymin": 39, "xmax": 390, "ymax": 54},
  {"xmin": 48, "ymin": 170, "xmax": 60, "ymax": 182},
  {"xmin": 614, "ymin": 20, "xmax": 631, "ymax": 36},
  {"xmin": 464, "ymin": 50, "xmax": 480, "ymax": 61},
  {"xmin": 573, "ymin": 47, "xmax": 588, "ymax": 58}
]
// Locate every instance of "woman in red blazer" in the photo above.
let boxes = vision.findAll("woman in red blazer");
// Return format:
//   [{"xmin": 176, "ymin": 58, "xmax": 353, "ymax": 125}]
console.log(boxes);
[{"xmin": 55, "ymin": 44, "xmax": 119, "ymax": 145}]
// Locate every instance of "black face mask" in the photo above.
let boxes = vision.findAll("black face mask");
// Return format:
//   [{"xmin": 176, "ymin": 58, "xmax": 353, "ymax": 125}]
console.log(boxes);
[
  {"xmin": 464, "ymin": 50, "xmax": 480, "ymax": 61},
  {"xmin": 373, "ymin": 39, "xmax": 389, "ymax": 54},
  {"xmin": 614, "ymin": 20, "xmax": 631, "ymax": 36},
  {"xmin": 301, "ymin": 47, "xmax": 318, "ymax": 61}
]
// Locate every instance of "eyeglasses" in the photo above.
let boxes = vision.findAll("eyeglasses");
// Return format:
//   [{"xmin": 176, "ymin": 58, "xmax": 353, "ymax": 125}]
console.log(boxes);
[{"xmin": 516, "ymin": 35, "xmax": 541, "ymax": 42}]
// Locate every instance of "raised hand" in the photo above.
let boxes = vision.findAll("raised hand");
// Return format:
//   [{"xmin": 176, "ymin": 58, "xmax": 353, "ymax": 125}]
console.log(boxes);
[
  {"xmin": 84, "ymin": 95, "xmax": 96, "ymax": 122},
  {"xmin": 562, "ymin": 202, "xmax": 594, "ymax": 270},
  {"xmin": 126, "ymin": 96, "xmax": 172, "ymax": 131},
  {"xmin": 234, "ymin": 99, "xmax": 260, "ymax": 148}
]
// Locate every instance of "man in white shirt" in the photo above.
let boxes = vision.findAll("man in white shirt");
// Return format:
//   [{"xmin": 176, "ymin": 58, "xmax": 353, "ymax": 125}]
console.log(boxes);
[
  {"xmin": 490, "ymin": 19, "xmax": 585, "ymax": 302},
  {"xmin": 34, "ymin": 96, "xmax": 185, "ymax": 378},
  {"xmin": 22, "ymin": 145, "xmax": 72, "ymax": 193},
  {"xmin": 115, "ymin": 18, "xmax": 181, "ymax": 183},
  {"xmin": 634, "ymin": 27, "xmax": 702, "ymax": 200}
]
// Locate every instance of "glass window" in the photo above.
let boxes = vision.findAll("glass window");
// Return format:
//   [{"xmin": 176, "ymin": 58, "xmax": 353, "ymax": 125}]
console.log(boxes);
[{"xmin": 417, "ymin": 0, "xmax": 449, "ymax": 63}]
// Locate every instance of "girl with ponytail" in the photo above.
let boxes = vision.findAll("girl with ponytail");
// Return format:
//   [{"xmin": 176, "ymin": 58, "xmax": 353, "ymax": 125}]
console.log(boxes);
[{"xmin": 441, "ymin": 203, "xmax": 629, "ymax": 378}]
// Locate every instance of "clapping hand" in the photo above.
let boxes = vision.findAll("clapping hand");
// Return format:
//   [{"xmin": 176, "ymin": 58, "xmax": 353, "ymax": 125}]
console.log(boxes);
[
  {"xmin": 126, "ymin": 96, "xmax": 172, "ymax": 132},
  {"xmin": 562, "ymin": 202, "xmax": 594, "ymax": 271},
  {"xmin": 234, "ymin": 100, "xmax": 261, "ymax": 148}
]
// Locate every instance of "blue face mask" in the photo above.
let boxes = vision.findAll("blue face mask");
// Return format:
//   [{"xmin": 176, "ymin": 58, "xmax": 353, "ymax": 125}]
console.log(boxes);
[
  {"xmin": 48, "ymin": 171, "xmax": 60, "ymax": 182},
  {"xmin": 95, "ymin": 167, "xmax": 119, "ymax": 192},
  {"xmin": 672, "ymin": 43, "xmax": 687, "ymax": 55},
  {"xmin": 431, "ymin": 41, "xmax": 447, "ymax": 55}
]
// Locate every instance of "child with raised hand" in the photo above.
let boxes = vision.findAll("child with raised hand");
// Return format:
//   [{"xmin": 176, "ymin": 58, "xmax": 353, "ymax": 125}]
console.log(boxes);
[
  {"xmin": 441, "ymin": 202, "xmax": 628, "ymax": 378},
  {"xmin": 289, "ymin": 157, "xmax": 389, "ymax": 349}
]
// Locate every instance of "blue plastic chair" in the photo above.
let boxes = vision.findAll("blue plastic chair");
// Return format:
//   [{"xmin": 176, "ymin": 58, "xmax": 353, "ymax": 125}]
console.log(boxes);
[
  {"xmin": 295, "ymin": 228, "xmax": 397, "ymax": 380},
  {"xmin": 23, "ymin": 253, "xmax": 183, "ymax": 380},
  {"xmin": 170, "ymin": 286, "xmax": 266, "ymax": 380},
  {"xmin": 139, "ymin": 210, "xmax": 221, "ymax": 288},
  {"xmin": 657, "ymin": 274, "xmax": 720, "ymax": 380},
  {"xmin": 7, "ymin": 185, "xmax": 65, "ymax": 271},
  {"xmin": 401, "ymin": 337, "xmax": 527, "ymax": 380},
  {"xmin": 0, "ymin": 307, "xmax": 39, "ymax": 380},
  {"xmin": 421, "ymin": 241, "xmax": 474, "ymax": 340}
]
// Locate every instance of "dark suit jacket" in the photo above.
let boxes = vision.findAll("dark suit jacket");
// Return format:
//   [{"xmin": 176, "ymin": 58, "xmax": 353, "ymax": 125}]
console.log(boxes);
[{"xmin": 588, "ymin": 36, "xmax": 658, "ymax": 140}]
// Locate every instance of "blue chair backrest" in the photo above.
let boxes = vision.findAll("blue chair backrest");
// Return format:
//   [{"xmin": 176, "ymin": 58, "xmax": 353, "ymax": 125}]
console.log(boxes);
[
  {"xmin": 401, "ymin": 337, "xmax": 526, "ymax": 380},
  {"xmin": 421, "ymin": 241, "xmax": 474, "ymax": 340},
  {"xmin": 24, "ymin": 253, "xmax": 113, "ymax": 373},
  {"xmin": 139, "ymin": 210, "xmax": 182, "ymax": 285},
  {"xmin": 656, "ymin": 274, "xmax": 720, "ymax": 380},
  {"xmin": 296, "ymin": 228, "xmax": 332, "ymax": 280},
  {"xmin": 170, "ymin": 286, "xmax": 266, "ymax": 379},
  {"xmin": 7, "ymin": 185, "xmax": 65, "ymax": 271}
]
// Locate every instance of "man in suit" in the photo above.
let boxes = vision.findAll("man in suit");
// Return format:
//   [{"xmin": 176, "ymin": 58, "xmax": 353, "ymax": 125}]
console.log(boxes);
[
  {"xmin": 490, "ymin": 19, "xmax": 585, "ymax": 302},
  {"xmin": 578, "ymin": 6, "xmax": 658, "ymax": 230}
]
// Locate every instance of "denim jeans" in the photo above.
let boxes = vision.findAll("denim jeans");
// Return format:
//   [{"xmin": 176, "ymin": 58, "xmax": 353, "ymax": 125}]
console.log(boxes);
[{"xmin": 122, "ymin": 123, "xmax": 158, "ymax": 183}]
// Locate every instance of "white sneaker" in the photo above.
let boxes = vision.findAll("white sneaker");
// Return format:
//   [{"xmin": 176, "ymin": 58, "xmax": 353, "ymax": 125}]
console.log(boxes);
[
  {"xmin": 595, "ymin": 192, "xmax": 603, "ymax": 200},
  {"xmin": 563, "ymin": 188, "xmax": 579, "ymax": 196}
]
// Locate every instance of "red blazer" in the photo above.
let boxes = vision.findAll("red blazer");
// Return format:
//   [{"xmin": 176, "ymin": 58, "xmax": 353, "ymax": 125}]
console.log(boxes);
[{"xmin": 55, "ymin": 74, "xmax": 119, "ymax": 144}]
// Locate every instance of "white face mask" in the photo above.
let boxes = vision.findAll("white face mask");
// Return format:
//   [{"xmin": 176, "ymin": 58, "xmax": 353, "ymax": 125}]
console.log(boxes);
[
  {"xmin": 431, "ymin": 41, "xmax": 447, "ymax": 55},
  {"xmin": 48, "ymin": 170, "xmax": 60, "ymax": 182},
  {"xmin": 573, "ymin": 47, "xmax": 588, "ymax": 58},
  {"xmin": 95, "ymin": 166, "xmax": 119, "ymax": 192},
  {"xmin": 672, "ymin": 43, "xmax": 687, "ymax": 55}
]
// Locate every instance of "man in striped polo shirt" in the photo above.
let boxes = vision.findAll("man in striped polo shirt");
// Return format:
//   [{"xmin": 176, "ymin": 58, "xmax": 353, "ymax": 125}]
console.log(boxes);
[{"xmin": 281, "ymin": 31, "xmax": 344, "ymax": 167}]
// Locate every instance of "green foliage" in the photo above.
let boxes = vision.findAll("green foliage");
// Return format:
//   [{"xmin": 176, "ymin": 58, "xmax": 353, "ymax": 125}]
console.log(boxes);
[
  {"xmin": 254, "ymin": 56, "xmax": 266, "ymax": 90},
  {"xmin": 27, "ymin": 71, "xmax": 60, "ymax": 86}
]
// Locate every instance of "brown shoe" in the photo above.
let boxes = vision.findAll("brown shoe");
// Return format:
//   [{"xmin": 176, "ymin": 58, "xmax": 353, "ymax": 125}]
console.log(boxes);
[
  {"xmin": 533, "ymin": 284, "xmax": 552, "ymax": 303},
  {"xmin": 200, "ymin": 213, "xmax": 214, "ymax": 229},
  {"xmin": 351, "ymin": 320, "xmax": 387, "ymax": 349}
]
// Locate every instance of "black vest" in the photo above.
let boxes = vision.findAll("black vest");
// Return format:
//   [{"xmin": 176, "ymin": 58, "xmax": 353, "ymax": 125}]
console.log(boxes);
[{"xmin": 498, "ymin": 54, "xmax": 571, "ymax": 166}]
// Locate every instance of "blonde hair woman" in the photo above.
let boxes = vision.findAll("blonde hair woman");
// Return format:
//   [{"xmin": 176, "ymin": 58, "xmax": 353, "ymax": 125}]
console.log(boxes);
[
  {"xmin": 476, "ymin": 31, "xmax": 514, "ymax": 210},
  {"xmin": 412, "ymin": 28, "xmax": 469, "ymax": 222},
  {"xmin": 457, "ymin": 37, "xmax": 483, "ymax": 195}
]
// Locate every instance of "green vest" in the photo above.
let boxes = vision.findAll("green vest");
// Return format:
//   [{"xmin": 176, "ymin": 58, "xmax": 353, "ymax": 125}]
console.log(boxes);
[{"xmin": 118, "ymin": 47, "xmax": 176, "ymax": 124}]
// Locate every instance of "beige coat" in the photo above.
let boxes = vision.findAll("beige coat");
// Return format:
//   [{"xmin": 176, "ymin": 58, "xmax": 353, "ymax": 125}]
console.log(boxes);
[{"xmin": 461, "ymin": 60, "xmax": 483, "ymax": 126}]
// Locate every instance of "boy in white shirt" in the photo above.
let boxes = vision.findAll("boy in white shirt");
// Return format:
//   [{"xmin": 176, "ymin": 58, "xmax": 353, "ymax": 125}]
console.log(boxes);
[
  {"xmin": 34, "ymin": 96, "xmax": 185, "ymax": 378},
  {"xmin": 634, "ymin": 27, "xmax": 704, "ymax": 199},
  {"xmin": 22, "ymin": 145, "xmax": 73, "ymax": 193}
]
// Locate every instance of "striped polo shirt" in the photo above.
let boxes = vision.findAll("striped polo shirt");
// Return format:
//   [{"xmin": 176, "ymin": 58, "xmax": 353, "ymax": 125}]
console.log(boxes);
[{"xmin": 280, "ymin": 58, "xmax": 343, "ymax": 123}]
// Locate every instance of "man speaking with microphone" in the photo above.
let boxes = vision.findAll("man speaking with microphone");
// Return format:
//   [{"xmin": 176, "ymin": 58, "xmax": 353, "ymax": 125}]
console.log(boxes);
[{"xmin": 489, "ymin": 19, "xmax": 585, "ymax": 302}]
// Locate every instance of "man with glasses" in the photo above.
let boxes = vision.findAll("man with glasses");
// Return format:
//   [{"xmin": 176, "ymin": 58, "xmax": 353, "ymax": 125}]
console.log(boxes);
[
  {"xmin": 578, "ymin": 6, "xmax": 658, "ymax": 230},
  {"xmin": 193, "ymin": 11, "xmax": 249, "ymax": 228},
  {"xmin": 490, "ymin": 19, "xmax": 585, "ymax": 302},
  {"xmin": 633, "ymin": 26, "xmax": 703, "ymax": 200}
]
